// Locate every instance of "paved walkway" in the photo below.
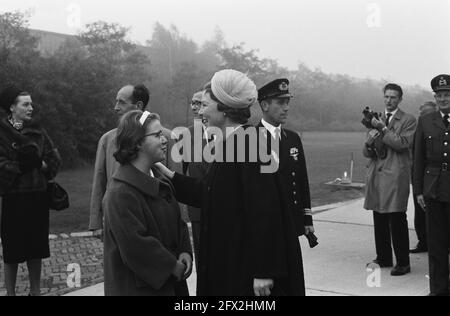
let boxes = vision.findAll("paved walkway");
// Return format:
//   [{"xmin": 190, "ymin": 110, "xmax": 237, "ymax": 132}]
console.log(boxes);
[
  {"xmin": 67, "ymin": 193, "xmax": 431, "ymax": 296},
  {"xmin": 1, "ymin": 193, "xmax": 432, "ymax": 296},
  {"xmin": 0, "ymin": 236, "xmax": 104, "ymax": 296}
]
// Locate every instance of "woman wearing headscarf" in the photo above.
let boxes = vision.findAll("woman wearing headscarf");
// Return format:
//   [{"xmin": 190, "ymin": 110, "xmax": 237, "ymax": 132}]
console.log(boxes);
[
  {"xmin": 156, "ymin": 69, "xmax": 305, "ymax": 296},
  {"xmin": 102, "ymin": 110, "xmax": 193, "ymax": 296},
  {"xmin": 0, "ymin": 87, "xmax": 62, "ymax": 296}
]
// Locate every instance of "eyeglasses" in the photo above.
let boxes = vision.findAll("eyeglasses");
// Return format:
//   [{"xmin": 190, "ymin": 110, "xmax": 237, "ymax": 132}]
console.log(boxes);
[
  {"xmin": 144, "ymin": 131, "xmax": 165, "ymax": 139},
  {"xmin": 191, "ymin": 101, "xmax": 202, "ymax": 106}
]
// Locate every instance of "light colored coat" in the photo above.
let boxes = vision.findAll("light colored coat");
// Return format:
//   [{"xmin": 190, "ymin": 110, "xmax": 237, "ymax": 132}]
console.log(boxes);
[{"xmin": 363, "ymin": 109, "xmax": 417, "ymax": 213}]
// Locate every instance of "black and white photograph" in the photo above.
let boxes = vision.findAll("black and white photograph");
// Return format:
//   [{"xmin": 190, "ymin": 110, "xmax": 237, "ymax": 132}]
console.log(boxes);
[{"xmin": 0, "ymin": 0, "xmax": 449, "ymax": 300}]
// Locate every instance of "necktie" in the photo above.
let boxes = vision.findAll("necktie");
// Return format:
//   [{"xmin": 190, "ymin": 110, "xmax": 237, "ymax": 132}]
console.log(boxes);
[
  {"xmin": 386, "ymin": 113, "xmax": 393, "ymax": 127},
  {"xmin": 274, "ymin": 128, "xmax": 281, "ymax": 140},
  {"xmin": 444, "ymin": 114, "xmax": 450, "ymax": 129}
]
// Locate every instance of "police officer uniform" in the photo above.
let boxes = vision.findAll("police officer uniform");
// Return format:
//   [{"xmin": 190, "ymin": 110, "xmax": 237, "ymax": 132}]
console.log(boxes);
[
  {"xmin": 413, "ymin": 74, "xmax": 450, "ymax": 296},
  {"xmin": 257, "ymin": 79, "xmax": 314, "ymax": 237}
]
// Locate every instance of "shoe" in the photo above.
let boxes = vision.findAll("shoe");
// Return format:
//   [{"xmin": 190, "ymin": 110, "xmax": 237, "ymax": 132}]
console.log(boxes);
[
  {"xmin": 366, "ymin": 259, "xmax": 393, "ymax": 268},
  {"xmin": 390, "ymin": 265, "xmax": 411, "ymax": 276},
  {"xmin": 410, "ymin": 243, "xmax": 428, "ymax": 254}
]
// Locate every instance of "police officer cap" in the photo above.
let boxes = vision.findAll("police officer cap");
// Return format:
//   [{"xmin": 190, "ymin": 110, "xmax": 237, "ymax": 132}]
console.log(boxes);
[
  {"xmin": 0, "ymin": 86, "xmax": 23, "ymax": 112},
  {"xmin": 258, "ymin": 79, "xmax": 293, "ymax": 103},
  {"xmin": 431, "ymin": 74, "xmax": 450, "ymax": 92}
]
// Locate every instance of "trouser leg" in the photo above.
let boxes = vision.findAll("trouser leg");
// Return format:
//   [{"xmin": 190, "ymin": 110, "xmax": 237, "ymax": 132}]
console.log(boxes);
[
  {"xmin": 390, "ymin": 212, "xmax": 410, "ymax": 266},
  {"xmin": 426, "ymin": 199, "xmax": 450, "ymax": 296},
  {"xmin": 373, "ymin": 212, "xmax": 393, "ymax": 263}
]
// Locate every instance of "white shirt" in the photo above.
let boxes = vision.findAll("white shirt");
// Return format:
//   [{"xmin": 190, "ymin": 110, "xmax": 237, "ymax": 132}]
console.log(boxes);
[{"xmin": 261, "ymin": 119, "xmax": 282, "ymax": 139}]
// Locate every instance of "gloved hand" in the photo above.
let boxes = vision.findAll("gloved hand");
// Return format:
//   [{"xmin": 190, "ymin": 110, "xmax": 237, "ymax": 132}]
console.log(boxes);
[{"xmin": 17, "ymin": 143, "xmax": 42, "ymax": 173}]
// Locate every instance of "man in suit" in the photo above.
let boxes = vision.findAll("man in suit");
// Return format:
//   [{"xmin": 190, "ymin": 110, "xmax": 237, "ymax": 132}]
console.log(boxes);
[
  {"xmin": 364, "ymin": 83, "xmax": 417, "ymax": 276},
  {"xmin": 181, "ymin": 91, "xmax": 210, "ymax": 271},
  {"xmin": 414, "ymin": 74, "xmax": 450, "ymax": 296},
  {"xmin": 410, "ymin": 101, "xmax": 438, "ymax": 254},
  {"xmin": 256, "ymin": 79, "xmax": 314, "ymax": 294},
  {"xmin": 89, "ymin": 84, "xmax": 179, "ymax": 238}
]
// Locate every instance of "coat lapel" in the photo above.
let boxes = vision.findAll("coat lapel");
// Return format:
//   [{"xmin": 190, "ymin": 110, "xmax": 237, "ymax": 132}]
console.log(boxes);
[{"xmin": 432, "ymin": 112, "xmax": 447, "ymax": 131}]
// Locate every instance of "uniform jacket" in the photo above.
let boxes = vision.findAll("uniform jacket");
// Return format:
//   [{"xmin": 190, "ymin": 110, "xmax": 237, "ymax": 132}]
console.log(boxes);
[
  {"xmin": 363, "ymin": 109, "xmax": 417, "ymax": 213},
  {"xmin": 257, "ymin": 122, "xmax": 313, "ymax": 236},
  {"xmin": 413, "ymin": 111, "xmax": 450, "ymax": 202},
  {"xmin": 89, "ymin": 126, "xmax": 181, "ymax": 231},
  {"xmin": 171, "ymin": 126, "xmax": 305, "ymax": 296},
  {"xmin": 0, "ymin": 118, "xmax": 61, "ymax": 196},
  {"xmin": 103, "ymin": 164, "xmax": 192, "ymax": 296}
]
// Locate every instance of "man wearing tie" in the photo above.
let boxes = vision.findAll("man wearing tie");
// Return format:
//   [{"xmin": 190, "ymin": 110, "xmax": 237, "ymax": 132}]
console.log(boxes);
[
  {"xmin": 413, "ymin": 74, "xmax": 450, "ymax": 296},
  {"xmin": 256, "ymin": 79, "xmax": 314, "ymax": 295},
  {"xmin": 364, "ymin": 83, "xmax": 417, "ymax": 276},
  {"xmin": 181, "ymin": 91, "xmax": 210, "ymax": 272}
]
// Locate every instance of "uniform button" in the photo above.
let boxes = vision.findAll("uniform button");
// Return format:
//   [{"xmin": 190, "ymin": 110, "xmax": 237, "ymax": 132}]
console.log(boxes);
[
  {"xmin": 293, "ymin": 191, "xmax": 297, "ymax": 195},
  {"xmin": 445, "ymin": 153, "xmax": 448, "ymax": 157},
  {"xmin": 292, "ymin": 172, "xmax": 296, "ymax": 177},
  {"xmin": 445, "ymin": 142, "xmax": 448, "ymax": 146},
  {"xmin": 294, "ymin": 201, "xmax": 298, "ymax": 205},
  {"xmin": 293, "ymin": 182, "xmax": 296, "ymax": 186},
  {"xmin": 446, "ymin": 133, "xmax": 449, "ymax": 136}
]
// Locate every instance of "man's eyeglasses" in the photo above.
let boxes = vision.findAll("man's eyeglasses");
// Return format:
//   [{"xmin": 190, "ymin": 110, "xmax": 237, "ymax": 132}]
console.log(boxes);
[{"xmin": 191, "ymin": 101, "xmax": 202, "ymax": 106}]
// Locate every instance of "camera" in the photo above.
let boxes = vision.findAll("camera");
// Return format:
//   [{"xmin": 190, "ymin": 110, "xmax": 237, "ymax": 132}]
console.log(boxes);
[
  {"xmin": 362, "ymin": 106, "xmax": 387, "ymax": 160},
  {"xmin": 361, "ymin": 106, "xmax": 381, "ymax": 129}
]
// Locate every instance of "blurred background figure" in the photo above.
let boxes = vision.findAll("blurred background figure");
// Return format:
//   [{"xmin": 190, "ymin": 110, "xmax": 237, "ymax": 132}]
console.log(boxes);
[
  {"xmin": 181, "ymin": 91, "xmax": 209, "ymax": 273},
  {"xmin": 0, "ymin": 87, "xmax": 61, "ymax": 296}
]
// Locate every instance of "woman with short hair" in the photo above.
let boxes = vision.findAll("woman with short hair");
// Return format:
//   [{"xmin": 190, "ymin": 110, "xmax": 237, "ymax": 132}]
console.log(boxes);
[
  {"xmin": 0, "ymin": 86, "xmax": 62, "ymax": 296},
  {"xmin": 103, "ymin": 110, "xmax": 192, "ymax": 296}
]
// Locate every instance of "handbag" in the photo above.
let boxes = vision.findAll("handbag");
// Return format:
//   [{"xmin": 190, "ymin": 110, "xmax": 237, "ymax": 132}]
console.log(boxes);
[{"xmin": 47, "ymin": 180, "xmax": 70, "ymax": 211}]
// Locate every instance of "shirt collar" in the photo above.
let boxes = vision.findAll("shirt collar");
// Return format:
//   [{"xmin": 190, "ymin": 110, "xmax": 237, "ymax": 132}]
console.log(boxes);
[
  {"xmin": 441, "ymin": 111, "xmax": 450, "ymax": 118},
  {"xmin": 385, "ymin": 108, "xmax": 399, "ymax": 118},
  {"xmin": 261, "ymin": 119, "xmax": 281, "ymax": 139}
]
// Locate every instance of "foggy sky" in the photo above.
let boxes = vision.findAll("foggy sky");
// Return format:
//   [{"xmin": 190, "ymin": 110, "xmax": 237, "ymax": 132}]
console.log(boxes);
[{"xmin": 1, "ymin": 0, "xmax": 449, "ymax": 88}]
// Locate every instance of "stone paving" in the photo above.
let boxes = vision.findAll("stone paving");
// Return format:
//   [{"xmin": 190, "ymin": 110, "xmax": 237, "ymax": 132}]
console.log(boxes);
[{"xmin": 0, "ymin": 235, "xmax": 104, "ymax": 296}]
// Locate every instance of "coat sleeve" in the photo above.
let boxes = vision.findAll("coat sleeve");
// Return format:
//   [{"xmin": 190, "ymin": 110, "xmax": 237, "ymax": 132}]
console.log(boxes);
[
  {"xmin": 171, "ymin": 172, "xmax": 204, "ymax": 208},
  {"xmin": 296, "ymin": 135, "xmax": 313, "ymax": 226},
  {"xmin": 413, "ymin": 117, "xmax": 426, "ymax": 195},
  {"xmin": 242, "ymin": 162, "xmax": 288, "ymax": 279},
  {"xmin": 178, "ymin": 213, "xmax": 193, "ymax": 256},
  {"xmin": 89, "ymin": 135, "xmax": 108, "ymax": 231},
  {"xmin": 105, "ymin": 189, "xmax": 178, "ymax": 290},
  {"xmin": 0, "ymin": 143, "xmax": 21, "ymax": 193},
  {"xmin": 41, "ymin": 129, "xmax": 62, "ymax": 180},
  {"xmin": 382, "ymin": 115, "xmax": 417, "ymax": 153}
]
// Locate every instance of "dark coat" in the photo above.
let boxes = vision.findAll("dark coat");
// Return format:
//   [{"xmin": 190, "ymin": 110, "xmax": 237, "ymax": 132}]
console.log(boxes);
[
  {"xmin": 363, "ymin": 110, "xmax": 417, "ymax": 213},
  {"xmin": 413, "ymin": 111, "xmax": 450, "ymax": 202},
  {"xmin": 103, "ymin": 164, "xmax": 192, "ymax": 296},
  {"xmin": 171, "ymin": 126, "xmax": 305, "ymax": 296},
  {"xmin": 257, "ymin": 122, "xmax": 313, "ymax": 236},
  {"xmin": 181, "ymin": 123, "xmax": 210, "ymax": 222},
  {"xmin": 0, "ymin": 118, "xmax": 61, "ymax": 196}
]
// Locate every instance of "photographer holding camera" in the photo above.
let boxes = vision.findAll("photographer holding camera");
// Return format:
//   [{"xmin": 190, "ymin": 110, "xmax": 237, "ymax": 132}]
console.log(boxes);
[{"xmin": 363, "ymin": 83, "xmax": 417, "ymax": 277}]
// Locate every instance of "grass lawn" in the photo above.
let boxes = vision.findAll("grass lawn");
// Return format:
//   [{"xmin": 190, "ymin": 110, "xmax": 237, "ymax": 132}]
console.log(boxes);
[{"xmin": 49, "ymin": 132, "xmax": 368, "ymax": 233}]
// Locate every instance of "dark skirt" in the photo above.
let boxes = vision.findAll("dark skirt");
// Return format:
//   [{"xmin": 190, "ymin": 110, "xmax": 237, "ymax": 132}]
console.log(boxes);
[{"xmin": 1, "ymin": 192, "xmax": 50, "ymax": 264}]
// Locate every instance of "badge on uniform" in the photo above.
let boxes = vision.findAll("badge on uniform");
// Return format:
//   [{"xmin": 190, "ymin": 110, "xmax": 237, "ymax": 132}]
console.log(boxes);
[{"xmin": 290, "ymin": 147, "xmax": 299, "ymax": 161}]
